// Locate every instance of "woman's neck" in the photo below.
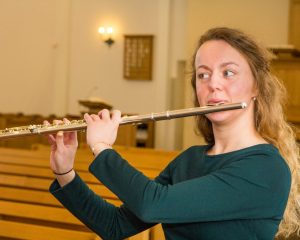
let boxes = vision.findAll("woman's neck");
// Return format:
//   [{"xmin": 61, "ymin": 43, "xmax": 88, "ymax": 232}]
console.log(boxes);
[{"xmin": 207, "ymin": 116, "xmax": 267, "ymax": 155}]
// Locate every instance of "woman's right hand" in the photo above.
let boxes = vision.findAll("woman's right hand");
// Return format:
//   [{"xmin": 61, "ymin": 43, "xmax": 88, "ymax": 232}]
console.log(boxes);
[{"xmin": 44, "ymin": 118, "xmax": 78, "ymax": 187}]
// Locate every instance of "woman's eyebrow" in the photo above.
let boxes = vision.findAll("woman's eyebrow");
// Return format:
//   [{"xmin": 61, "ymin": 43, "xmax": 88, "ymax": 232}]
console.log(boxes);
[
  {"xmin": 196, "ymin": 62, "xmax": 239, "ymax": 70},
  {"xmin": 196, "ymin": 65, "xmax": 211, "ymax": 71},
  {"xmin": 220, "ymin": 62, "xmax": 239, "ymax": 67}
]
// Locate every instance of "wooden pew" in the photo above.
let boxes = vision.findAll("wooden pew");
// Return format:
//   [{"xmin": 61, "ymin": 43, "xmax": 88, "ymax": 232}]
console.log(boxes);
[
  {"xmin": 1, "ymin": 185, "xmax": 65, "ymax": 207},
  {"xmin": 0, "ymin": 200, "xmax": 84, "ymax": 226},
  {"xmin": 0, "ymin": 144, "xmax": 179, "ymax": 171},
  {"xmin": 0, "ymin": 169, "xmax": 118, "ymax": 200},
  {"xmin": 0, "ymin": 162, "xmax": 159, "ymax": 181},
  {"xmin": 0, "ymin": 147, "xmax": 174, "ymax": 240},
  {"xmin": 0, "ymin": 220, "xmax": 97, "ymax": 240},
  {"xmin": 0, "ymin": 144, "xmax": 179, "ymax": 179},
  {"xmin": 0, "ymin": 174, "xmax": 120, "ymax": 206},
  {"xmin": 0, "ymin": 169, "xmax": 118, "ymax": 239}
]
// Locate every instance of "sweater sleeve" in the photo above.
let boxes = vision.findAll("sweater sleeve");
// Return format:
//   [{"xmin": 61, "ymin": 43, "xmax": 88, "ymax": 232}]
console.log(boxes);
[
  {"xmin": 49, "ymin": 173, "xmax": 156, "ymax": 240},
  {"xmin": 89, "ymin": 149, "xmax": 291, "ymax": 223}
]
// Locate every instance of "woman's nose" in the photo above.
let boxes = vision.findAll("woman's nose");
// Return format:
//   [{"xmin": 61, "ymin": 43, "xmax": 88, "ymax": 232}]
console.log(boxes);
[{"xmin": 208, "ymin": 72, "xmax": 223, "ymax": 90}]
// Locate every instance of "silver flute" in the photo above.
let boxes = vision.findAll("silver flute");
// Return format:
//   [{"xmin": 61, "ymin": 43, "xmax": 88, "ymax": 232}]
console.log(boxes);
[{"xmin": 0, "ymin": 102, "xmax": 247, "ymax": 140}]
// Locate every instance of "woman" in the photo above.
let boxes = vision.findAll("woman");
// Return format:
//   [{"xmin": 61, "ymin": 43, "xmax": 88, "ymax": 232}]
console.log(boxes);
[{"xmin": 48, "ymin": 27, "xmax": 300, "ymax": 239}]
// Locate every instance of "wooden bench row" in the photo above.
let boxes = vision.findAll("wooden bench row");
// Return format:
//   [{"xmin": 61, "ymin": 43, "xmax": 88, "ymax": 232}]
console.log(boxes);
[
  {"xmin": 0, "ymin": 220, "xmax": 97, "ymax": 240},
  {"xmin": 0, "ymin": 146, "xmax": 174, "ymax": 240},
  {"xmin": 0, "ymin": 144, "xmax": 179, "ymax": 169}
]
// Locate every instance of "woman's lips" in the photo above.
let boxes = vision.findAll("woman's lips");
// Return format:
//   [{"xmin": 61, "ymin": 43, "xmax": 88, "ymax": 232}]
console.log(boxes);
[{"xmin": 206, "ymin": 99, "xmax": 227, "ymax": 106}]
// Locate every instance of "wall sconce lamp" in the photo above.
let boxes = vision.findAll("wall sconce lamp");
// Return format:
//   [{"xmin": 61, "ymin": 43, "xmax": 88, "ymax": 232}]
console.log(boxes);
[{"xmin": 98, "ymin": 26, "xmax": 115, "ymax": 47}]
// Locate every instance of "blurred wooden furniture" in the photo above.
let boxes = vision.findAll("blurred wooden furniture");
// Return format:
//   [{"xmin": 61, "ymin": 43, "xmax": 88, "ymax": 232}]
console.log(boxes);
[
  {"xmin": 289, "ymin": 0, "xmax": 300, "ymax": 49},
  {"xmin": 271, "ymin": 56, "xmax": 300, "ymax": 142},
  {"xmin": 0, "ymin": 146, "xmax": 179, "ymax": 239},
  {"xmin": 79, "ymin": 99, "xmax": 113, "ymax": 114},
  {"xmin": 116, "ymin": 122, "xmax": 155, "ymax": 148},
  {"xmin": 0, "ymin": 149, "xmax": 114, "ymax": 239}
]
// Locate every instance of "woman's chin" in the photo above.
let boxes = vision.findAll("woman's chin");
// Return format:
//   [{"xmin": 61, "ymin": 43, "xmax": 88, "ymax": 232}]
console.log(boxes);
[{"xmin": 206, "ymin": 112, "xmax": 232, "ymax": 124}]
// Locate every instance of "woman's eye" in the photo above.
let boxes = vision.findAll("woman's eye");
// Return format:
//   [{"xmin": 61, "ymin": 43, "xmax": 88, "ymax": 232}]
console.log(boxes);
[
  {"xmin": 197, "ymin": 72, "xmax": 210, "ymax": 80},
  {"xmin": 224, "ymin": 70, "xmax": 234, "ymax": 77}
]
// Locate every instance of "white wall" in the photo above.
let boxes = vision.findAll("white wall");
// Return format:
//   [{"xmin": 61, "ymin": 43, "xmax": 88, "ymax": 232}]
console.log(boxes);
[
  {"xmin": 182, "ymin": 0, "xmax": 290, "ymax": 149},
  {"xmin": 68, "ymin": 0, "xmax": 169, "ymax": 114},
  {"xmin": 0, "ymin": 0, "xmax": 57, "ymax": 114}
]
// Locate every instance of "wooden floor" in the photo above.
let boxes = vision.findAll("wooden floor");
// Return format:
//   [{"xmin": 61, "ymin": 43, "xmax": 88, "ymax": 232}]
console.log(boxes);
[{"xmin": 0, "ymin": 145, "xmax": 179, "ymax": 240}]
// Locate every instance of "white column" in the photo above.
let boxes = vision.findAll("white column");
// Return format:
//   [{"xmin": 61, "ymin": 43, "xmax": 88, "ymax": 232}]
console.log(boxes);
[
  {"xmin": 153, "ymin": 0, "xmax": 171, "ymax": 150},
  {"xmin": 51, "ymin": 0, "xmax": 72, "ymax": 116}
]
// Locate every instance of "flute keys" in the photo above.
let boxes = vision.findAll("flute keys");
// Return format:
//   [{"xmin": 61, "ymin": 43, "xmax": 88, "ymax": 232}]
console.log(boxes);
[{"xmin": 28, "ymin": 125, "xmax": 39, "ymax": 133}]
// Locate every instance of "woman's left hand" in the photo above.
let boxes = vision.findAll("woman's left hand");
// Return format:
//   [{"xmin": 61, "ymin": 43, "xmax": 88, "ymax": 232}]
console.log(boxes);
[
  {"xmin": 44, "ymin": 118, "xmax": 78, "ymax": 187},
  {"xmin": 84, "ymin": 109, "xmax": 122, "ymax": 156}
]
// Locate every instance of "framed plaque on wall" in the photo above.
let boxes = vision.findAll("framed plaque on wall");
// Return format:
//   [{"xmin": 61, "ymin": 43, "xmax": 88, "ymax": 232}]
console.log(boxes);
[{"xmin": 123, "ymin": 35, "xmax": 153, "ymax": 80}]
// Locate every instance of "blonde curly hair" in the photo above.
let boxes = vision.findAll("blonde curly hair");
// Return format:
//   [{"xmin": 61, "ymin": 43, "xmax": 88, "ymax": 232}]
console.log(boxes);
[{"xmin": 190, "ymin": 27, "xmax": 300, "ymax": 237}]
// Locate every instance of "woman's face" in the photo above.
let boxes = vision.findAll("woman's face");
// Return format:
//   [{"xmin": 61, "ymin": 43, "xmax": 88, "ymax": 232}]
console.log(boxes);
[{"xmin": 195, "ymin": 40, "xmax": 256, "ymax": 124}]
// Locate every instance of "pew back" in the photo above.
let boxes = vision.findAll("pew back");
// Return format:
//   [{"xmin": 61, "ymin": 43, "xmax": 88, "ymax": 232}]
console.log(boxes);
[{"xmin": 0, "ymin": 146, "xmax": 176, "ymax": 240}]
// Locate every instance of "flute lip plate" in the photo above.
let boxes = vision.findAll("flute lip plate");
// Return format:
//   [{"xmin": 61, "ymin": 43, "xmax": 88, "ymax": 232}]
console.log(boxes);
[{"xmin": 241, "ymin": 102, "xmax": 247, "ymax": 108}]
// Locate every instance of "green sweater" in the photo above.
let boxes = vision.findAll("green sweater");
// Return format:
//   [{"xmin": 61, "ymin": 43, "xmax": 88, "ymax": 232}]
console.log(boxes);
[{"xmin": 50, "ymin": 144, "xmax": 291, "ymax": 240}]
